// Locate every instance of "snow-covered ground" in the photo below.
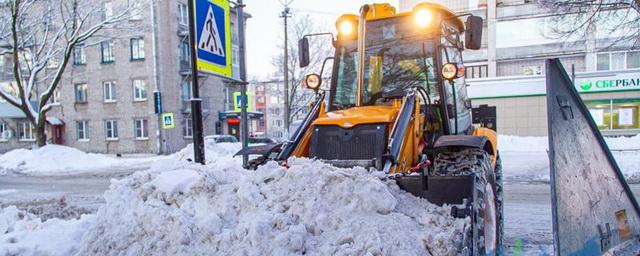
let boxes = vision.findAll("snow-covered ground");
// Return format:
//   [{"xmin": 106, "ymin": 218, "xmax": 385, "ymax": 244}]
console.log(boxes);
[
  {"xmin": 0, "ymin": 145, "xmax": 158, "ymax": 176},
  {"xmin": 0, "ymin": 135, "xmax": 639, "ymax": 255},
  {"xmin": 498, "ymin": 135, "xmax": 640, "ymax": 183}
]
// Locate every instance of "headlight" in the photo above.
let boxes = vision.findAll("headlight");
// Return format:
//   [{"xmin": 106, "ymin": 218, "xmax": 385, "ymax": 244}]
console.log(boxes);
[
  {"xmin": 339, "ymin": 21, "xmax": 354, "ymax": 36},
  {"xmin": 414, "ymin": 9, "xmax": 432, "ymax": 28},
  {"xmin": 441, "ymin": 63, "xmax": 458, "ymax": 80},
  {"xmin": 304, "ymin": 74, "xmax": 322, "ymax": 90}
]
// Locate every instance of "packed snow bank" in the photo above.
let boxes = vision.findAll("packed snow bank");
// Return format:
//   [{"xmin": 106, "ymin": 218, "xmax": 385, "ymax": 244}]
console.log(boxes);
[
  {"xmin": 77, "ymin": 158, "xmax": 466, "ymax": 255},
  {"xmin": 498, "ymin": 134, "xmax": 640, "ymax": 152},
  {"xmin": 498, "ymin": 135, "xmax": 640, "ymax": 183},
  {"xmin": 0, "ymin": 206, "xmax": 94, "ymax": 256},
  {"xmin": 0, "ymin": 145, "xmax": 155, "ymax": 176},
  {"xmin": 172, "ymin": 142, "xmax": 242, "ymax": 165}
]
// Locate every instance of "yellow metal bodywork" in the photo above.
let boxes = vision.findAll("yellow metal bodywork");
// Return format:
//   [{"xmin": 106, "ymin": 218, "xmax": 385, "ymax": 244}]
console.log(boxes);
[{"xmin": 289, "ymin": 2, "xmax": 497, "ymax": 173}]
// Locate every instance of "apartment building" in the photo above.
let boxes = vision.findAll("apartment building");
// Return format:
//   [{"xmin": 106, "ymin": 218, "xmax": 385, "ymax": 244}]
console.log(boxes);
[
  {"xmin": 400, "ymin": 0, "xmax": 640, "ymax": 136},
  {"xmin": 0, "ymin": 1, "xmax": 252, "ymax": 154}
]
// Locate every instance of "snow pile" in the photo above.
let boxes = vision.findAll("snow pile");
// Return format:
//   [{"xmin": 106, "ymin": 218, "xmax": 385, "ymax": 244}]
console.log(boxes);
[
  {"xmin": 172, "ymin": 142, "xmax": 242, "ymax": 165},
  {"xmin": 77, "ymin": 158, "xmax": 465, "ymax": 255},
  {"xmin": 0, "ymin": 206, "xmax": 94, "ymax": 256},
  {"xmin": 498, "ymin": 135, "xmax": 640, "ymax": 183},
  {"xmin": 0, "ymin": 145, "xmax": 154, "ymax": 175}
]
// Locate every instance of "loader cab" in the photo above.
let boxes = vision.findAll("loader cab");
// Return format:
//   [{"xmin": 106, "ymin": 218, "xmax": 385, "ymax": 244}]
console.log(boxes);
[{"xmin": 325, "ymin": 3, "xmax": 478, "ymax": 136}]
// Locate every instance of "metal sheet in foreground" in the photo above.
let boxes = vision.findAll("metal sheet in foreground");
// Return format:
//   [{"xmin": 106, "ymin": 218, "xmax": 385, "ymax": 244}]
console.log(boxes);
[{"xmin": 545, "ymin": 58, "xmax": 640, "ymax": 255}]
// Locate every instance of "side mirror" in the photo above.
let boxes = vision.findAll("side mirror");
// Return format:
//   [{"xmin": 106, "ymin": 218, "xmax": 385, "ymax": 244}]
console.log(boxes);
[
  {"xmin": 465, "ymin": 15, "xmax": 483, "ymax": 50},
  {"xmin": 298, "ymin": 37, "xmax": 310, "ymax": 68}
]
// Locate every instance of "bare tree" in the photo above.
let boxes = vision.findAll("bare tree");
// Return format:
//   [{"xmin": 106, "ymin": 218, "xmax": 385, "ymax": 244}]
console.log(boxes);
[
  {"xmin": 0, "ymin": 0, "xmax": 150, "ymax": 147},
  {"xmin": 271, "ymin": 14, "xmax": 333, "ymax": 125},
  {"xmin": 538, "ymin": 0, "xmax": 640, "ymax": 47}
]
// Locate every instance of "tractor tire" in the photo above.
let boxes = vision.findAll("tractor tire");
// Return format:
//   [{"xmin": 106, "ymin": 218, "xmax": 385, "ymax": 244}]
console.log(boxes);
[
  {"xmin": 495, "ymin": 153, "xmax": 504, "ymax": 249},
  {"xmin": 433, "ymin": 148, "xmax": 501, "ymax": 256}
]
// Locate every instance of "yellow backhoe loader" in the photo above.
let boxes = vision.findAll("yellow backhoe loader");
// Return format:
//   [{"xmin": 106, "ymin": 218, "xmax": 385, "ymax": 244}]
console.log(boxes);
[{"xmin": 238, "ymin": 3, "xmax": 502, "ymax": 255}]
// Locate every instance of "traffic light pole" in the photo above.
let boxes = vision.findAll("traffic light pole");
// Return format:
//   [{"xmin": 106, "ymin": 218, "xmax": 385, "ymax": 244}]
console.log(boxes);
[{"xmin": 187, "ymin": 0, "xmax": 205, "ymax": 164}]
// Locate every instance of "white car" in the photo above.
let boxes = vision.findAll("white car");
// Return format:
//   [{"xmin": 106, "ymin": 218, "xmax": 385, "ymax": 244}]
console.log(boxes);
[{"xmin": 205, "ymin": 135, "xmax": 238, "ymax": 143}]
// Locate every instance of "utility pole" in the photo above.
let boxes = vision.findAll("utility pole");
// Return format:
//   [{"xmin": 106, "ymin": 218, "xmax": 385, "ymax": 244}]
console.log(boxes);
[
  {"xmin": 237, "ymin": 0, "xmax": 249, "ymax": 167},
  {"xmin": 280, "ymin": 7, "xmax": 291, "ymax": 136},
  {"xmin": 187, "ymin": 0, "xmax": 205, "ymax": 164}
]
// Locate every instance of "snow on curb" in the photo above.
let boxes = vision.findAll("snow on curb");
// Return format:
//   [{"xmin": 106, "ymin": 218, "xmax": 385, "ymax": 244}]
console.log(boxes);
[
  {"xmin": 0, "ymin": 145, "xmax": 155, "ymax": 176},
  {"xmin": 76, "ymin": 158, "xmax": 466, "ymax": 256}
]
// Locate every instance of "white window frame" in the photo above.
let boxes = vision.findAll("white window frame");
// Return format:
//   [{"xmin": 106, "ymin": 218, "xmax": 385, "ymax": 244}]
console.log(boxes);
[
  {"xmin": 183, "ymin": 118, "xmax": 193, "ymax": 138},
  {"xmin": 596, "ymin": 51, "xmax": 637, "ymax": 71},
  {"xmin": 134, "ymin": 119, "xmax": 149, "ymax": 140},
  {"xmin": 130, "ymin": 38, "xmax": 145, "ymax": 60},
  {"xmin": 0, "ymin": 122, "xmax": 8, "ymax": 142},
  {"xmin": 103, "ymin": 81, "xmax": 117, "ymax": 102},
  {"xmin": 18, "ymin": 122, "xmax": 35, "ymax": 142},
  {"xmin": 178, "ymin": 3, "xmax": 189, "ymax": 25},
  {"xmin": 103, "ymin": 2, "xmax": 113, "ymax": 21},
  {"xmin": 77, "ymin": 120, "xmax": 89, "ymax": 141},
  {"xmin": 50, "ymin": 88, "xmax": 61, "ymax": 105},
  {"xmin": 128, "ymin": 0, "xmax": 142, "ymax": 20},
  {"xmin": 105, "ymin": 120, "xmax": 118, "ymax": 140},
  {"xmin": 132, "ymin": 79, "xmax": 147, "ymax": 101},
  {"xmin": 627, "ymin": 51, "xmax": 640, "ymax": 69}
]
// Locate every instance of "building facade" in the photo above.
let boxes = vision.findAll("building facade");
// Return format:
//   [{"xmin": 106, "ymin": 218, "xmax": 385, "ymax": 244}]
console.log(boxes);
[
  {"xmin": 0, "ymin": 1, "xmax": 253, "ymax": 154},
  {"xmin": 400, "ymin": 0, "xmax": 640, "ymax": 136}
]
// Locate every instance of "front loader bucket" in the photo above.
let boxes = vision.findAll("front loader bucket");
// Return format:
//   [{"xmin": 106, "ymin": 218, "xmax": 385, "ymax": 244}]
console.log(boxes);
[{"xmin": 545, "ymin": 58, "xmax": 640, "ymax": 255}]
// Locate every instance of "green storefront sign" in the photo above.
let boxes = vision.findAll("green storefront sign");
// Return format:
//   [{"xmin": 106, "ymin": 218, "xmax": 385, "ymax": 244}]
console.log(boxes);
[{"xmin": 577, "ymin": 76, "xmax": 640, "ymax": 93}]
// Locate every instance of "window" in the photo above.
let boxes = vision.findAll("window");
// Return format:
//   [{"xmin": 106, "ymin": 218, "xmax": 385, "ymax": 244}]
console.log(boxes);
[
  {"xmin": 275, "ymin": 120, "xmax": 282, "ymax": 127},
  {"xmin": 232, "ymin": 45, "xmax": 239, "ymax": 66},
  {"xmin": 597, "ymin": 53, "xmax": 610, "ymax": 71},
  {"xmin": 105, "ymin": 120, "xmax": 118, "ymax": 140},
  {"xmin": 77, "ymin": 120, "xmax": 89, "ymax": 141},
  {"xmin": 627, "ymin": 51, "xmax": 640, "ymax": 69},
  {"xmin": 128, "ymin": 0, "xmax": 142, "ymax": 20},
  {"xmin": 75, "ymin": 83, "xmax": 88, "ymax": 103},
  {"xmin": 130, "ymin": 38, "xmax": 145, "ymax": 60},
  {"xmin": 103, "ymin": 2, "xmax": 113, "ymax": 21},
  {"xmin": 181, "ymin": 80, "xmax": 192, "ymax": 101},
  {"xmin": 101, "ymin": 41, "xmax": 115, "ymax": 63},
  {"xmin": 523, "ymin": 65, "xmax": 542, "ymax": 76},
  {"xmin": 183, "ymin": 118, "xmax": 193, "ymax": 138},
  {"xmin": 180, "ymin": 42, "xmax": 190, "ymax": 63},
  {"xmin": 134, "ymin": 119, "xmax": 148, "ymax": 139},
  {"xmin": 73, "ymin": 45, "xmax": 86, "ymax": 65},
  {"xmin": 611, "ymin": 52, "xmax": 625, "ymax": 70},
  {"xmin": 178, "ymin": 3, "xmax": 189, "ymax": 25},
  {"xmin": 586, "ymin": 99, "xmax": 640, "ymax": 130},
  {"xmin": 0, "ymin": 122, "xmax": 8, "ymax": 141},
  {"xmin": 49, "ymin": 88, "xmax": 60, "ymax": 104},
  {"xmin": 597, "ymin": 52, "xmax": 640, "ymax": 71},
  {"xmin": 18, "ymin": 121, "xmax": 35, "ymax": 141},
  {"xmin": 103, "ymin": 81, "xmax": 116, "ymax": 102},
  {"xmin": 133, "ymin": 79, "xmax": 147, "ymax": 101},
  {"xmin": 465, "ymin": 65, "xmax": 488, "ymax": 79}
]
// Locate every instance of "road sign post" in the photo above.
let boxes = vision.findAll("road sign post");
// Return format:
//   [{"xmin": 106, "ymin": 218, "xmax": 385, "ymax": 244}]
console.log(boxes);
[{"xmin": 188, "ymin": 0, "xmax": 235, "ymax": 164}]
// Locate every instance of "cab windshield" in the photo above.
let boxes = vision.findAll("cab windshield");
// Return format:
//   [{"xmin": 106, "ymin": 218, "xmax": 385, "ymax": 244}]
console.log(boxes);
[{"xmin": 331, "ymin": 16, "xmax": 438, "ymax": 110}]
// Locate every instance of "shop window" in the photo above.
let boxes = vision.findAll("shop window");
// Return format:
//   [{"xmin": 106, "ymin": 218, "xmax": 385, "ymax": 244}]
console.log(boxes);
[
  {"xmin": 586, "ymin": 100, "xmax": 612, "ymax": 130},
  {"xmin": 585, "ymin": 99, "xmax": 640, "ymax": 131},
  {"xmin": 612, "ymin": 99, "xmax": 640, "ymax": 130}
]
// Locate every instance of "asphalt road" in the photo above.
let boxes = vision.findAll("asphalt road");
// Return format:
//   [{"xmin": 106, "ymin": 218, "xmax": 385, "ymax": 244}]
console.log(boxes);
[{"xmin": 1, "ymin": 173, "xmax": 639, "ymax": 255}]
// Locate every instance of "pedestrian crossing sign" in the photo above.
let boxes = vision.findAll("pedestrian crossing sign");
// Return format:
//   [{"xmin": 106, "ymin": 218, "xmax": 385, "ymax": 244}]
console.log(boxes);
[{"xmin": 194, "ymin": 0, "xmax": 232, "ymax": 78}]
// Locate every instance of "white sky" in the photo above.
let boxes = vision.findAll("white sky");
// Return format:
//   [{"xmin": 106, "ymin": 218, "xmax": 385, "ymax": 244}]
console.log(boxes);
[{"xmin": 244, "ymin": 0, "xmax": 399, "ymax": 80}]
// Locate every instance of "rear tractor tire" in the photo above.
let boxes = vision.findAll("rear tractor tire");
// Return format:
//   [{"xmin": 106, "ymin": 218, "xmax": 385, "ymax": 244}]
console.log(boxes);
[{"xmin": 433, "ymin": 148, "xmax": 501, "ymax": 256}]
